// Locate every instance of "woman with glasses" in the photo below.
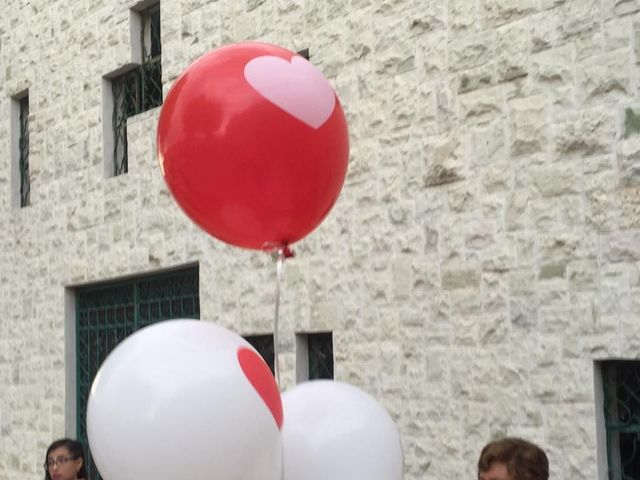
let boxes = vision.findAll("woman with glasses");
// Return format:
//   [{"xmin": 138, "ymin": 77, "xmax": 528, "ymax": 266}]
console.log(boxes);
[{"xmin": 44, "ymin": 438, "xmax": 88, "ymax": 480}]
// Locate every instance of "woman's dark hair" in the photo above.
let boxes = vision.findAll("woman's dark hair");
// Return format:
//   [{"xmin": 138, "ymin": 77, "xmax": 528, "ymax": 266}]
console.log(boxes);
[{"xmin": 44, "ymin": 438, "xmax": 88, "ymax": 480}]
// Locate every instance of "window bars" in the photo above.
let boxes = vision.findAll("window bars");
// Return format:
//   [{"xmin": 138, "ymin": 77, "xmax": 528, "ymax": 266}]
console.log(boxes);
[
  {"xmin": 244, "ymin": 334, "xmax": 275, "ymax": 374},
  {"xmin": 602, "ymin": 361, "xmax": 640, "ymax": 480},
  {"xmin": 112, "ymin": 3, "xmax": 162, "ymax": 175},
  {"xmin": 308, "ymin": 332, "xmax": 334, "ymax": 380},
  {"xmin": 76, "ymin": 267, "xmax": 199, "ymax": 480},
  {"xmin": 19, "ymin": 95, "xmax": 29, "ymax": 207}
]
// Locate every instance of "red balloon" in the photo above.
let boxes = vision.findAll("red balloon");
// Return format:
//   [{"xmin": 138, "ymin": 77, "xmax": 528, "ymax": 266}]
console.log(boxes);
[{"xmin": 157, "ymin": 42, "xmax": 349, "ymax": 251}]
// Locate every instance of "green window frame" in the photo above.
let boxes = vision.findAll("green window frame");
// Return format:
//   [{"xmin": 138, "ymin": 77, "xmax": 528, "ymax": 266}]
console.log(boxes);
[
  {"xmin": 602, "ymin": 360, "xmax": 640, "ymax": 480},
  {"xmin": 244, "ymin": 334, "xmax": 275, "ymax": 374},
  {"xmin": 75, "ymin": 267, "xmax": 199, "ymax": 480},
  {"xmin": 18, "ymin": 94, "xmax": 29, "ymax": 207},
  {"xmin": 112, "ymin": 2, "xmax": 162, "ymax": 175},
  {"xmin": 308, "ymin": 332, "xmax": 333, "ymax": 380}
]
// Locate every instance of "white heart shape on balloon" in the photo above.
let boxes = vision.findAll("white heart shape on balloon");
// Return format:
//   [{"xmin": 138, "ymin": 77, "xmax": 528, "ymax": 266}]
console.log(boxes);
[{"xmin": 244, "ymin": 55, "xmax": 336, "ymax": 129}]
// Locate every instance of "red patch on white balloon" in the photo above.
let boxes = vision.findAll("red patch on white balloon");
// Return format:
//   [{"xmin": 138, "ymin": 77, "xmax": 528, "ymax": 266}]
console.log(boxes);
[
  {"xmin": 244, "ymin": 55, "xmax": 336, "ymax": 129},
  {"xmin": 237, "ymin": 347, "xmax": 283, "ymax": 429}
]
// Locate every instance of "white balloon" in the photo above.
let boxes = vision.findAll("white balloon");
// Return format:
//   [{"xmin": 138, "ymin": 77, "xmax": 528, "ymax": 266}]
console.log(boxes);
[
  {"xmin": 87, "ymin": 319, "xmax": 282, "ymax": 480},
  {"xmin": 282, "ymin": 380, "xmax": 404, "ymax": 480}
]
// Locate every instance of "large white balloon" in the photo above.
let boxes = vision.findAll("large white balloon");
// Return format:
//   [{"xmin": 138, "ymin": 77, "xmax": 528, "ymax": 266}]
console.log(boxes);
[
  {"xmin": 282, "ymin": 380, "xmax": 404, "ymax": 480},
  {"xmin": 87, "ymin": 319, "xmax": 283, "ymax": 480}
]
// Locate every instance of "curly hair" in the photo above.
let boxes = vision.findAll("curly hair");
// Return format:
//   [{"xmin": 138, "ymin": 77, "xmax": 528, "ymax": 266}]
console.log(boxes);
[{"xmin": 478, "ymin": 437, "xmax": 549, "ymax": 480}]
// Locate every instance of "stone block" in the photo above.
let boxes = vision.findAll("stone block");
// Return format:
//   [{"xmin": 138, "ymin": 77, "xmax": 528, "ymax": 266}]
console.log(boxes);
[
  {"xmin": 530, "ymin": 12, "xmax": 558, "ymax": 52},
  {"xmin": 616, "ymin": 0, "xmax": 640, "ymax": 16},
  {"xmin": 531, "ymin": 164, "xmax": 582, "ymax": 197},
  {"xmin": 407, "ymin": 1, "xmax": 446, "ymax": 34},
  {"xmin": 586, "ymin": 189, "xmax": 621, "ymax": 230},
  {"xmin": 326, "ymin": 0, "xmax": 348, "ymax": 20},
  {"xmin": 577, "ymin": 50, "xmax": 632, "ymax": 105},
  {"xmin": 619, "ymin": 136, "xmax": 640, "ymax": 186},
  {"xmin": 392, "ymin": 256, "xmax": 412, "ymax": 299},
  {"xmin": 458, "ymin": 85, "xmax": 503, "ymax": 122},
  {"xmin": 567, "ymin": 259, "xmax": 599, "ymax": 290},
  {"xmin": 623, "ymin": 106, "xmax": 640, "ymax": 138},
  {"xmin": 601, "ymin": 230, "xmax": 640, "ymax": 262},
  {"xmin": 453, "ymin": 313, "xmax": 479, "ymax": 345},
  {"xmin": 442, "ymin": 265, "xmax": 481, "ymax": 290},
  {"xmin": 496, "ymin": 20, "xmax": 529, "ymax": 81},
  {"xmin": 478, "ymin": 311, "xmax": 509, "ymax": 344},
  {"xmin": 448, "ymin": 181, "xmax": 477, "ymax": 214},
  {"xmin": 539, "ymin": 263, "xmax": 566, "ymax": 280},
  {"xmin": 509, "ymin": 95, "xmax": 548, "ymax": 157},
  {"xmin": 604, "ymin": 18, "xmax": 632, "ymax": 52},
  {"xmin": 506, "ymin": 189, "xmax": 530, "ymax": 231},
  {"xmin": 481, "ymin": 162, "xmax": 511, "ymax": 194},
  {"xmin": 464, "ymin": 221, "xmax": 496, "ymax": 251},
  {"xmin": 554, "ymin": 108, "xmax": 617, "ymax": 157},
  {"xmin": 450, "ymin": 31, "xmax": 495, "ymax": 72},
  {"xmin": 531, "ymin": 369, "xmax": 561, "ymax": 401},
  {"xmin": 450, "ymin": 287, "xmax": 482, "ymax": 315},
  {"xmin": 416, "ymin": 31, "xmax": 447, "ymax": 79},
  {"xmin": 537, "ymin": 279, "xmax": 566, "ymax": 308},
  {"xmin": 481, "ymin": 240, "xmax": 516, "ymax": 271},
  {"xmin": 457, "ymin": 63, "xmax": 495, "ymax": 94},
  {"xmin": 620, "ymin": 186, "xmax": 640, "ymax": 228},
  {"xmin": 509, "ymin": 294, "xmax": 538, "ymax": 328},
  {"xmin": 481, "ymin": 0, "xmax": 537, "ymax": 27},
  {"xmin": 556, "ymin": 0, "xmax": 600, "ymax": 41},
  {"xmin": 436, "ymin": 82, "xmax": 456, "ymax": 132},
  {"xmin": 449, "ymin": 0, "xmax": 478, "ymax": 32},
  {"xmin": 423, "ymin": 135, "xmax": 466, "ymax": 187}
]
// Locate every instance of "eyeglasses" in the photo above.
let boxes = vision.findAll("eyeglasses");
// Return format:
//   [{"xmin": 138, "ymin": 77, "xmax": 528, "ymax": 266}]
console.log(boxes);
[{"xmin": 44, "ymin": 456, "xmax": 77, "ymax": 470}]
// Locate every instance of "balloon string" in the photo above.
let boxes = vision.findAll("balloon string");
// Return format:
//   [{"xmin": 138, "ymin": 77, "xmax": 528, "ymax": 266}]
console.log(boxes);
[{"xmin": 273, "ymin": 249, "xmax": 285, "ymax": 389}]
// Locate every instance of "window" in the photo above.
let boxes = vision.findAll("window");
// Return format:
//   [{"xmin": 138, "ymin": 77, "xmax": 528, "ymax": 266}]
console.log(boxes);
[
  {"xmin": 18, "ymin": 95, "xmax": 29, "ymax": 206},
  {"xmin": 295, "ymin": 332, "xmax": 334, "ymax": 382},
  {"xmin": 244, "ymin": 334, "xmax": 275, "ymax": 374},
  {"xmin": 75, "ymin": 266, "xmax": 198, "ymax": 480},
  {"xmin": 600, "ymin": 361, "xmax": 640, "ymax": 480},
  {"xmin": 308, "ymin": 332, "xmax": 333, "ymax": 379},
  {"xmin": 11, "ymin": 91, "xmax": 29, "ymax": 207},
  {"xmin": 109, "ymin": 2, "xmax": 162, "ymax": 175}
]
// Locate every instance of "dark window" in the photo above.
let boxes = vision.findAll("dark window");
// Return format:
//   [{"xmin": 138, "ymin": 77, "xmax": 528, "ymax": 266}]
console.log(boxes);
[
  {"xmin": 112, "ymin": 3, "xmax": 162, "ymax": 175},
  {"xmin": 308, "ymin": 332, "xmax": 333, "ymax": 380},
  {"xmin": 76, "ymin": 266, "xmax": 198, "ymax": 480},
  {"xmin": 602, "ymin": 361, "xmax": 640, "ymax": 480},
  {"xmin": 297, "ymin": 48, "xmax": 310, "ymax": 60},
  {"xmin": 18, "ymin": 94, "xmax": 29, "ymax": 207},
  {"xmin": 244, "ymin": 334, "xmax": 275, "ymax": 374}
]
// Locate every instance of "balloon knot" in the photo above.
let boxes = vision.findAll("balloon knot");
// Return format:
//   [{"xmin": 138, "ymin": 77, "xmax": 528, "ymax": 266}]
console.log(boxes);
[{"xmin": 268, "ymin": 245, "xmax": 295, "ymax": 262}]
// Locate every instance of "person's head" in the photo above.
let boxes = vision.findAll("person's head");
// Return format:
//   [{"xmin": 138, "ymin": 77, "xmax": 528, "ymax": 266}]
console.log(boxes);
[
  {"xmin": 478, "ymin": 437, "xmax": 549, "ymax": 480},
  {"xmin": 44, "ymin": 438, "xmax": 87, "ymax": 480}
]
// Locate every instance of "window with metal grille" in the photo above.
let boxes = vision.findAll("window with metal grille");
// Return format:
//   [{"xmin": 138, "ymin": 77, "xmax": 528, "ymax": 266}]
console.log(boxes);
[
  {"xmin": 244, "ymin": 334, "xmax": 275, "ymax": 374},
  {"xmin": 111, "ymin": 2, "xmax": 162, "ymax": 175},
  {"xmin": 308, "ymin": 332, "xmax": 333, "ymax": 380},
  {"xmin": 18, "ymin": 95, "xmax": 30, "ymax": 206},
  {"xmin": 75, "ymin": 267, "xmax": 198, "ymax": 480},
  {"xmin": 11, "ymin": 92, "xmax": 30, "ymax": 207},
  {"xmin": 601, "ymin": 361, "xmax": 640, "ymax": 480}
]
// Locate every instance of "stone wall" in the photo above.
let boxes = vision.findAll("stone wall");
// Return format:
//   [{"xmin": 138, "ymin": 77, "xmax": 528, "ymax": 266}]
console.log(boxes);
[{"xmin": 2, "ymin": 0, "xmax": 640, "ymax": 479}]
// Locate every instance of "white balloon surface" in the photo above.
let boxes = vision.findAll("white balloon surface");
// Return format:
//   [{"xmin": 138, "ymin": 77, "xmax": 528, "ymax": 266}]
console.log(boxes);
[
  {"xmin": 282, "ymin": 380, "xmax": 404, "ymax": 480},
  {"xmin": 87, "ymin": 319, "xmax": 283, "ymax": 480}
]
